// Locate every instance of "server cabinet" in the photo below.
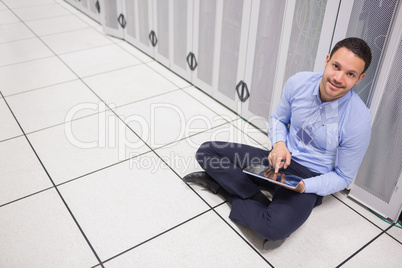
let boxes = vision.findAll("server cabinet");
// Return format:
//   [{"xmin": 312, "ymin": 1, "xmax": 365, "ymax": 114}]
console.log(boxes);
[
  {"xmin": 126, "ymin": 0, "xmax": 154, "ymax": 57},
  {"xmin": 190, "ymin": 0, "xmax": 219, "ymax": 95},
  {"xmin": 65, "ymin": 0, "xmax": 101, "ymax": 22},
  {"xmin": 101, "ymin": 0, "xmax": 169, "ymax": 61},
  {"xmin": 331, "ymin": 0, "xmax": 399, "ymax": 105},
  {"xmin": 350, "ymin": 2, "xmax": 402, "ymax": 222},
  {"xmin": 152, "ymin": 0, "xmax": 170, "ymax": 67},
  {"xmin": 185, "ymin": 0, "xmax": 252, "ymax": 99},
  {"xmin": 100, "ymin": 0, "xmax": 125, "ymax": 39},
  {"xmin": 169, "ymin": 0, "xmax": 194, "ymax": 81},
  {"xmin": 209, "ymin": 0, "xmax": 251, "ymax": 113},
  {"xmin": 240, "ymin": 0, "xmax": 339, "ymax": 131}
]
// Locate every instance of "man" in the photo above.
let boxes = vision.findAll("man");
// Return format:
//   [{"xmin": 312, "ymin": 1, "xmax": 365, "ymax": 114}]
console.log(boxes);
[{"xmin": 183, "ymin": 37, "xmax": 372, "ymax": 248}]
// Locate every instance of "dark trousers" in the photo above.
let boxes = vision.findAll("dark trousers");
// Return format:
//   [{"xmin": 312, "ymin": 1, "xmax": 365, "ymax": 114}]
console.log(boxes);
[{"xmin": 196, "ymin": 141, "xmax": 323, "ymax": 241}]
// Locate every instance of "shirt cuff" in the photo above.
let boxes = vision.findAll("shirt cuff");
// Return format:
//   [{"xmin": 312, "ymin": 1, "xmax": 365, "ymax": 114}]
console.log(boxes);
[{"xmin": 302, "ymin": 179, "xmax": 317, "ymax": 194}]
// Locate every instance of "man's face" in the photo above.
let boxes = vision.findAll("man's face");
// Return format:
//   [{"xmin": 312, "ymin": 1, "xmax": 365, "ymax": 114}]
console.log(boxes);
[{"xmin": 320, "ymin": 47, "xmax": 366, "ymax": 102}]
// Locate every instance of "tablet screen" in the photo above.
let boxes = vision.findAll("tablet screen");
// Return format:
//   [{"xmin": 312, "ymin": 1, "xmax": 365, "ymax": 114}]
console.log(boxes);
[{"xmin": 243, "ymin": 164, "xmax": 302, "ymax": 189}]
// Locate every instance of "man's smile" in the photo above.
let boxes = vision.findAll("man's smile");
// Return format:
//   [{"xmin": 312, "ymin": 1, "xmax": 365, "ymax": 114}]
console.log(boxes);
[{"xmin": 328, "ymin": 79, "xmax": 344, "ymax": 90}]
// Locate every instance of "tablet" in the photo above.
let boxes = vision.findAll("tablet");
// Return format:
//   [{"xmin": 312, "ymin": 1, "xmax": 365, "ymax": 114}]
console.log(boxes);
[{"xmin": 243, "ymin": 164, "xmax": 303, "ymax": 189}]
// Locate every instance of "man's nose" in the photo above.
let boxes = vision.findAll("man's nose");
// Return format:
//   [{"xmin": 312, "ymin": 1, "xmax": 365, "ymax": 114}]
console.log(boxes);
[{"xmin": 334, "ymin": 72, "xmax": 344, "ymax": 84}]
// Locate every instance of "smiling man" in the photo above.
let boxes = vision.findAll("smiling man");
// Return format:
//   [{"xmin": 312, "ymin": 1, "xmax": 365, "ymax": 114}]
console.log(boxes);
[{"xmin": 184, "ymin": 37, "xmax": 372, "ymax": 248}]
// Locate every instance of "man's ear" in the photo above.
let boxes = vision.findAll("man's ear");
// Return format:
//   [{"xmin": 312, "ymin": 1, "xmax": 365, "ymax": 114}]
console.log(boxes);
[
  {"xmin": 356, "ymin": 73, "xmax": 366, "ymax": 85},
  {"xmin": 324, "ymin": 54, "xmax": 331, "ymax": 65}
]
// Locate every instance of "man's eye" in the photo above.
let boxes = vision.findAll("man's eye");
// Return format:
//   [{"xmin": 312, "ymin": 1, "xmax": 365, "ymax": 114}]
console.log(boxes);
[
  {"xmin": 348, "ymin": 73, "xmax": 355, "ymax": 77},
  {"xmin": 333, "ymin": 64, "xmax": 339, "ymax": 69}
]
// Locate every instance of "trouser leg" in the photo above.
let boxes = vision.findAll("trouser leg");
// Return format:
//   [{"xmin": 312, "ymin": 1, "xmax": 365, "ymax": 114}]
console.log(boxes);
[
  {"xmin": 195, "ymin": 141, "xmax": 272, "ymax": 199},
  {"xmin": 229, "ymin": 158, "xmax": 323, "ymax": 241},
  {"xmin": 195, "ymin": 141, "xmax": 322, "ymax": 241},
  {"xmin": 230, "ymin": 187, "xmax": 321, "ymax": 241}
]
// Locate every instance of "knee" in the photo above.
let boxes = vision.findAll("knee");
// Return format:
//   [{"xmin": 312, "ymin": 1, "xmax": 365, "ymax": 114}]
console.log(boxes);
[
  {"xmin": 258, "ymin": 213, "xmax": 298, "ymax": 241},
  {"xmin": 195, "ymin": 141, "xmax": 212, "ymax": 163},
  {"xmin": 260, "ymin": 222, "xmax": 292, "ymax": 241}
]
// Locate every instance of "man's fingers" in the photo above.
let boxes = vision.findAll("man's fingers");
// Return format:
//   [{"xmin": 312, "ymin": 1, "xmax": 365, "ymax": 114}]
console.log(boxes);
[
  {"xmin": 284, "ymin": 156, "xmax": 291, "ymax": 169},
  {"xmin": 275, "ymin": 157, "xmax": 283, "ymax": 173}
]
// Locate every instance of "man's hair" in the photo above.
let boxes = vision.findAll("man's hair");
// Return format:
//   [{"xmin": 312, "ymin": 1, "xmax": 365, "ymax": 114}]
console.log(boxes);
[{"xmin": 330, "ymin": 37, "xmax": 372, "ymax": 74}]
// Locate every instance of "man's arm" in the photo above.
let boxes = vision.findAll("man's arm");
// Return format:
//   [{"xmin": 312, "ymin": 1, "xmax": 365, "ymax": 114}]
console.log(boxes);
[
  {"xmin": 268, "ymin": 78, "xmax": 294, "ymax": 172},
  {"xmin": 302, "ymin": 115, "xmax": 372, "ymax": 196}
]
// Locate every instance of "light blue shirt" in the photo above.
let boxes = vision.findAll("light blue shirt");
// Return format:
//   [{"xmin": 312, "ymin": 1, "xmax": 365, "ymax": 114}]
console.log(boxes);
[{"xmin": 269, "ymin": 72, "xmax": 371, "ymax": 196}]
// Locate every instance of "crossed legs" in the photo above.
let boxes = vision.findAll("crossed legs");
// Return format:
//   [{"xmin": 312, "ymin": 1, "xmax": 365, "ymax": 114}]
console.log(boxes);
[{"xmin": 195, "ymin": 141, "xmax": 322, "ymax": 241}]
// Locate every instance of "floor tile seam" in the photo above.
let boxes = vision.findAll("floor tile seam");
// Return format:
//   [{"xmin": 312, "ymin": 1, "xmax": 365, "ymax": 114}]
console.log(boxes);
[
  {"xmin": 0, "ymin": 134, "xmax": 25, "ymax": 144},
  {"xmin": 385, "ymin": 227, "xmax": 402, "ymax": 245},
  {"xmin": 9, "ymin": 88, "xmax": 188, "ymax": 137},
  {"xmin": 2, "ymin": 79, "xmax": 114, "ymax": 136},
  {"xmin": 151, "ymin": 119, "xmax": 240, "ymax": 152},
  {"xmin": 12, "ymin": 1, "xmax": 67, "ymax": 10},
  {"xmin": 21, "ymin": 110, "xmax": 108, "ymax": 137},
  {"xmin": 1, "ymin": 2, "xmax": 60, "ymax": 10},
  {"xmin": 0, "ymin": 90, "xmax": 105, "ymax": 267},
  {"xmin": 143, "ymin": 140, "xmax": 225, "ymax": 211},
  {"xmin": 335, "ymin": 224, "xmax": 393, "ymax": 268},
  {"xmin": 182, "ymin": 87, "xmax": 269, "ymax": 139},
  {"xmin": 30, "ymin": 24, "xmax": 93, "ymax": 39},
  {"xmin": 73, "ymin": 61, "xmax": 150, "ymax": 80},
  {"xmin": 5, "ymin": 85, "xmax": 190, "ymax": 136},
  {"xmin": 53, "ymin": 150, "xmax": 153, "ymax": 188},
  {"xmin": 99, "ymin": 209, "xmax": 214, "ymax": 266},
  {"xmin": 77, "ymin": 81, "xmax": 158, "ymax": 153},
  {"xmin": 210, "ymin": 204, "xmax": 274, "ymax": 267},
  {"xmin": 0, "ymin": 54, "xmax": 55, "ymax": 69},
  {"xmin": 135, "ymin": 61, "xmax": 188, "ymax": 91},
  {"xmin": 0, "ymin": 185, "xmax": 55, "ymax": 208},
  {"xmin": 0, "ymin": 20, "xmax": 27, "ymax": 26},
  {"xmin": 4, "ymin": 3, "xmax": 94, "ymax": 38},
  {"xmin": 241, "ymin": 117, "xmax": 269, "ymax": 135},
  {"xmin": 56, "ymin": 42, "xmax": 122, "ymax": 57},
  {"xmin": 107, "ymin": 87, "xmax": 186, "ymax": 111},
  {"xmin": 0, "ymin": 35, "xmax": 39, "ymax": 45},
  {"xmin": 145, "ymin": 61, "xmax": 193, "ymax": 90},
  {"xmin": 182, "ymin": 87, "xmax": 241, "ymax": 124},
  {"xmin": 0, "ymin": 35, "xmax": 45, "ymax": 45},
  {"xmin": 11, "ymin": 12, "xmax": 75, "ymax": 24},
  {"xmin": 230, "ymin": 118, "xmax": 272, "ymax": 149},
  {"xmin": 116, "ymin": 42, "xmax": 155, "ymax": 64},
  {"xmin": 331, "ymin": 192, "xmax": 391, "ymax": 232},
  {"xmin": 1, "ymin": 78, "xmax": 79, "ymax": 98}
]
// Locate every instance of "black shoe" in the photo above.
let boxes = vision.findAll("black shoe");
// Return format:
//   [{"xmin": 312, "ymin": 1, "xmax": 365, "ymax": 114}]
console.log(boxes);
[{"xmin": 183, "ymin": 171, "xmax": 220, "ymax": 194}]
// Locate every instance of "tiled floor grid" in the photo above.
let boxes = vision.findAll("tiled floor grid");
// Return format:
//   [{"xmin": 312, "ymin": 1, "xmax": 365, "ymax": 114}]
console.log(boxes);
[{"xmin": 1, "ymin": 0, "xmax": 401, "ymax": 267}]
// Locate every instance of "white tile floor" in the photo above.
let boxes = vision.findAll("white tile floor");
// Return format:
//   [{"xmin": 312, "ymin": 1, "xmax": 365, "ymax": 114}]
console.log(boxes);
[{"xmin": 1, "ymin": 1, "xmax": 401, "ymax": 267}]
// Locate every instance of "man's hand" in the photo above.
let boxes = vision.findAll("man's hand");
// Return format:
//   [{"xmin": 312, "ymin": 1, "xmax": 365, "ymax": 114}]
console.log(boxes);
[
  {"xmin": 293, "ymin": 181, "xmax": 306, "ymax": 193},
  {"xmin": 263, "ymin": 168, "xmax": 305, "ymax": 193},
  {"xmin": 268, "ymin": 141, "xmax": 291, "ymax": 173},
  {"xmin": 279, "ymin": 180, "xmax": 305, "ymax": 193}
]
